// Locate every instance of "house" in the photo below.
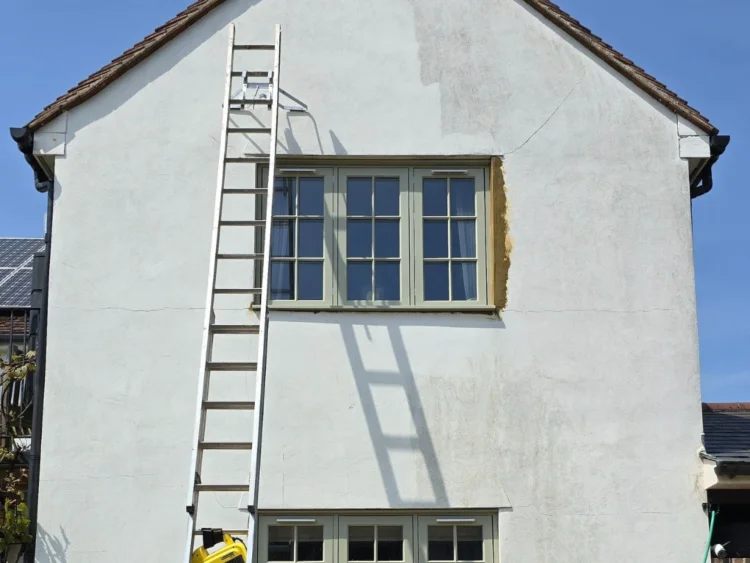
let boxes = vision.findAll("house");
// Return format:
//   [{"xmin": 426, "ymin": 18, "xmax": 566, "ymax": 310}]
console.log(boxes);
[
  {"xmin": 702, "ymin": 403, "xmax": 750, "ymax": 561},
  {"xmin": 9, "ymin": 0, "xmax": 729, "ymax": 562}
]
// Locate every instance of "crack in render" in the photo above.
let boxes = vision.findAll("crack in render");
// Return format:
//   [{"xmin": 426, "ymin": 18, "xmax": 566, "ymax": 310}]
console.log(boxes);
[{"xmin": 504, "ymin": 68, "xmax": 587, "ymax": 156}]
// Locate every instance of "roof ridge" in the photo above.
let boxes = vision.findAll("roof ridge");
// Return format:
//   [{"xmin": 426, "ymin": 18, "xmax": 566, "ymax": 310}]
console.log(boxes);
[{"xmin": 25, "ymin": 0, "xmax": 717, "ymax": 134}]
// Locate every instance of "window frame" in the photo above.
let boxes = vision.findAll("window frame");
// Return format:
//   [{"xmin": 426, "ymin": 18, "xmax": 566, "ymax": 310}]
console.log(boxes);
[
  {"xmin": 265, "ymin": 168, "xmax": 336, "ymax": 307},
  {"xmin": 411, "ymin": 168, "xmax": 489, "ymax": 308},
  {"xmin": 335, "ymin": 168, "xmax": 411, "ymax": 308},
  {"xmin": 263, "ymin": 164, "xmax": 491, "ymax": 310},
  {"xmin": 258, "ymin": 515, "xmax": 335, "ymax": 563},
  {"xmin": 257, "ymin": 514, "xmax": 495, "ymax": 563},
  {"xmin": 416, "ymin": 515, "xmax": 493, "ymax": 563},
  {"xmin": 338, "ymin": 515, "xmax": 414, "ymax": 563}
]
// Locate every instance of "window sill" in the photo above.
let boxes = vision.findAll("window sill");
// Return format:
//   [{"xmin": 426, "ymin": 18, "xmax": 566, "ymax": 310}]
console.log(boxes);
[{"xmin": 262, "ymin": 304, "xmax": 499, "ymax": 315}]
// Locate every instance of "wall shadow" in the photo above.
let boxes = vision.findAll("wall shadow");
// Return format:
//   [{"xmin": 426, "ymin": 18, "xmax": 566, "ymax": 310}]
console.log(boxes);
[
  {"xmin": 339, "ymin": 318, "xmax": 449, "ymax": 507},
  {"xmin": 34, "ymin": 525, "xmax": 69, "ymax": 563}
]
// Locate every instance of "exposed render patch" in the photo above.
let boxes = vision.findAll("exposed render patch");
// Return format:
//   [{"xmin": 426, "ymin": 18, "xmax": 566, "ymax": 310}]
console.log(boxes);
[
  {"xmin": 490, "ymin": 157, "xmax": 512, "ymax": 310},
  {"xmin": 409, "ymin": 0, "xmax": 509, "ymax": 136}
]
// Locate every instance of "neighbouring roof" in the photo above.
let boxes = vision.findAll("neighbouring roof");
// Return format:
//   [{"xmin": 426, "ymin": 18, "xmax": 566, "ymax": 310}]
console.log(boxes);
[
  {"xmin": 703, "ymin": 403, "xmax": 750, "ymax": 463},
  {"xmin": 0, "ymin": 239, "xmax": 45, "ymax": 309},
  {"xmin": 26, "ymin": 0, "xmax": 717, "ymax": 134}
]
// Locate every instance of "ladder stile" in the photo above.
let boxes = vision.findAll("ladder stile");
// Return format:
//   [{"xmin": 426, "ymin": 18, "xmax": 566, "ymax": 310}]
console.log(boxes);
[{"xmin": 246, "ymin": 23, "xmax": 282, "ymax": 563}]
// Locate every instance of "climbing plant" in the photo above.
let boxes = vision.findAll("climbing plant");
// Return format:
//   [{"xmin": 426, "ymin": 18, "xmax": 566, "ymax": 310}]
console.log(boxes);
[{"xmin": 0, "ymin": 351, "xmax": 34, "ymax": 562}]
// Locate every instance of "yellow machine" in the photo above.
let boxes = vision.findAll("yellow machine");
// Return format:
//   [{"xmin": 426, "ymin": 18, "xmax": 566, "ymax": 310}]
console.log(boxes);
[{"xmin": 191, "ymin": 529, "xmax": 247, "ymax": 563}]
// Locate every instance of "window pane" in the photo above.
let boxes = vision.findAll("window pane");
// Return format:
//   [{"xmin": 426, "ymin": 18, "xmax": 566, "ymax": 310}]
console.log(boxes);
[
  {"xmin": 299, "ymin": 177, "xmax": 324, "ymax": 216},
  {"xmin": 298, "ymin": 526, "xmax": 324, "ymax": 562},
  {"xmin": 298, "ymin": 220, "xmax": 324, "ymax": 258},
  {"xmin": 375, "ymin": 220, "xmax": 399, "ymax": 258},
  {"xmin": 375, "ymin": 262, "xmax": 400, "ymax": 301},
  {"xmin": 428, "ymin": 526, "xmax": 454, "ymax": 561},
  {"xmin": 424, "ymin": 262, "xmax": 449, "ymax": 301},
  {"xmin": 271, "ymin": 220, "xmax": 295, "ymax": 257},
  {"xmin": 272, "ymin": 177, "xmax": 296, "ymax": 216},
  {"xmin": 424, "ymin": 220, "xmax": 448, "ymax": 258},
  {"xmin": 271, "ymin": 262, "xmax": 294, "ymax": 300},
  {"xmin": 450, "ymin": 178, "xmax": 475, "ymax": 216},
  {"xmin": 298, "ymin": 262, "xmax": 323, "ymax": 300},
  {"xmin": 268, "ymin": 526, "xmax": 294, "ymax": 561},
  {"xmin": 348, "ymin": 220, "xmax": 372, "ymax": 258},
  {"xmin": 456, "ymin": 526, "xmax": 482, "ymax": 561},
  {"xmin": 348, "ymin": 177, "xmax": 373, "ymax": 216},
  {"xmin": 347, "ymin": 262, "xmax": 372, "ymax": 301},
  {"xmin": 423, "ymin": 178, "xmax": 448, "ymax": 217},
  {"xmin": 451, "ymin": 262, "xmax": 477, "ymax": 301},
  {"xmin": 349, "ymin": 526, "xmax": 375, "ymax": 561},
  {"xmin": 377, "ymin": 526, "xmax": 403, "ymax": 561},
  {"xmin": 375, "ymin": 178, "xmax": 400, "ymax": 216},
  {"xmin": 450, "ymin": 220, "xmax": 476, "ymax": 258}
]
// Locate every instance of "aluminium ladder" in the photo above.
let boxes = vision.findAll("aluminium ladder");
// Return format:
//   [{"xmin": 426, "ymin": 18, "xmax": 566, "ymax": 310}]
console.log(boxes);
[{"xmin": 183, "ymin": 23, "xmax": 282, "ymax": 563}]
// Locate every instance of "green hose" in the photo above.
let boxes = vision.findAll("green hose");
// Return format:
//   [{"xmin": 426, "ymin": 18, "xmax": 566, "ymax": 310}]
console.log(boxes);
[{"xmin": 701, "ymin": 510, "xmax": 717, "ymax": 563}]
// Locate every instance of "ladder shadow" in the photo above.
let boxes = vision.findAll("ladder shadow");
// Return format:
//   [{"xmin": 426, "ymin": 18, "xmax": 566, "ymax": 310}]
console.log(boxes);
[{"xmin": 339, "ymin": 319, "xmax": 449, "ymax": 508}]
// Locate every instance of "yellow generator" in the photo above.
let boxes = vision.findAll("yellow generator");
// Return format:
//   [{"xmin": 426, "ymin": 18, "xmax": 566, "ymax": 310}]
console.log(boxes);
[{"xmin": 191, "ymin": 528, "xmax": 247, "ymax": 563}]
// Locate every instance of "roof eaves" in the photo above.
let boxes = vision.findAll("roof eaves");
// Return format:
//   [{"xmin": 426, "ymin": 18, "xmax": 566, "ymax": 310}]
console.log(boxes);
[
  {"xmin": 26, "ymin": 0, "xmax": 228, "ymax": 131},
  {"xmin": 703, "ymin": 403, "xmax": 750, "ymax": 413},
  {"xmin": 520, "ymin": 0, "xmax": 718, "ymax": 135}
]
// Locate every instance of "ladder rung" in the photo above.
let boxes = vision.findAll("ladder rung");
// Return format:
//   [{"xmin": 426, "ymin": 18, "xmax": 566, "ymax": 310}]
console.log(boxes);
[
  {"xmin": 203, "ymin": 401, "xmax": 256, "ymax": 410},
  {"xmin": 194, "ymin": 529, "xmax": 248, "ymax": 536},
  {"xmin": 219, "ymin": 220, "xmax": 265, "ymax": 227},
  {"xmin": 228, "ymin": 127, "xmax": 272, "ymax": 134},
  {"xmin": 231, "ymin": 71, "xmax": 270, "ymax": 77},
  {"xmin": 207, "ymin": 362, "xmax": 258, "ymax": 371},
  {"xmin": 234, "ymin": 44, "xmax": 275, "ymax": 50},
  {"xmin": 199, "ymin": 441, "xmax": 253, "ymax": 450},
  {"xmin": 214, "ymin": 288, "xmax": 262, "ymax": 295},
  {"xmin": 195, "ymin": 484, "xmax": 249, "ymax": 492},
  {"xmin": 229, "ymin": 98, "xmax": 271, "ymax": 105},
  {"xmin": 210, "ymin": 325, "xmax": 260, "ymax": 334},
  {"xmin": 217, "ymin": 253, "xmax": 263, "ymax": 260},
  {"xmin": 225, "ymin": 156, "xmax": 270, "ymax": 163},
  {"xmin": 223, "ymin": 188, "xmax": 266, "ymax": 195}
]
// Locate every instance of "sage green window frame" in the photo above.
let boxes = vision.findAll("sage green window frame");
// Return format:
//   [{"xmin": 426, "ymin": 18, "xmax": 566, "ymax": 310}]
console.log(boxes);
[
  {"xmin": 335, "ymin": 168, "xmax": 411, "ymax": 307},
  {"xmin": 416, "ymin": 515, "xmax": 493, "ymax": 563},
  {"xmin": 264, "ymin": 165, "xmax": 489, "ymax": 309},
  {"xmin": 338, "ymin": 515, "xmax": 414, "ymax": 563},
  {"xmin": 258, "ymin": 515, "xmax": 335, "ymax": 563},
  {"xmin": 412, "ymin": 169, "xmax": 489, "ymax": 308},
  {"xmin": 258, "ymin": 514, "xmax": 495, "ymax": 563},
  {"xmin": 264, "ymin": 168, "xmax": 336, "ymax": 307}
]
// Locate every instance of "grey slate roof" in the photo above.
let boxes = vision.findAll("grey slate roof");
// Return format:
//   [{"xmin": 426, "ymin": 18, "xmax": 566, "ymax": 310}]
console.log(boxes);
[
  {"xmin": 703, "ymin": 403, "xmax": 750, "ymax": 462},
  {"xmin": 0, "ymin": 238, "xmax": 45, "ymax": 308}
]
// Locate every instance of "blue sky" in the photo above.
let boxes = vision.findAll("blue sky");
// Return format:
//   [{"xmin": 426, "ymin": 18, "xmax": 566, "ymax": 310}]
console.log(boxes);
[{"xmin": 1, "ymin": 1, "xmax": 747, "ymax": 400}]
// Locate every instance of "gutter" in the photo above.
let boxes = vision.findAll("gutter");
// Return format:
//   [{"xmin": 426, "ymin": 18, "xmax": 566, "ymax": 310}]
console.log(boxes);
[
  {"xmin": 690, "ymin": 134, "xmax": 731, "ymax": 199},
  {"xmin": 9, "ymin": 126, "xmax": 53, "ymax": 563}
]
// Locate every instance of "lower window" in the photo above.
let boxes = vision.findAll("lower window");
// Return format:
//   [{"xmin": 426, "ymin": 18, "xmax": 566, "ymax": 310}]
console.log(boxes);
[{"xmin": 258, "ymin": 514, "xmax": 495, "ymax": 563}]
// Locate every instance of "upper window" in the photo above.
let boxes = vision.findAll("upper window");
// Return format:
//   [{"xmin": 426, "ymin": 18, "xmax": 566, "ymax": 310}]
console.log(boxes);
[{"xmin": 266, "ymin": 165, "xmax": 488, "ymax": 308}]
